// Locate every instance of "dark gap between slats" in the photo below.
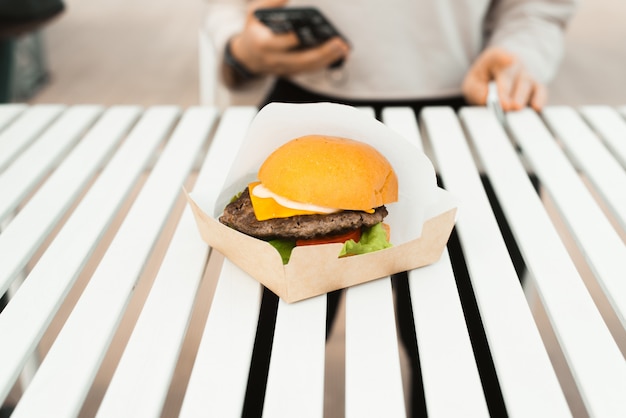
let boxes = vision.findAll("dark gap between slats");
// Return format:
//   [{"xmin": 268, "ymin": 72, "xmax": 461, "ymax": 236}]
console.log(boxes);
[
  {"xmin": 447, "ymin": 229, "xmax": 508, "ymax": 417},
  {"xmin": 437, "ymin": 175, "xmax": 508, "ymax": 417},
  {"xmin": 392, "ymin": 272, "xmax": 428, "ymax": 418},
  {"xmin": 324, "ymin": 289, "xmax": 345, "ymax": 417},
  {"xmin": 0, "ymin": 295, "xmax": 17, "ymax": 415},
  {"xmin": 243, "ymin": 286, "xmax": 345, "ymax": 415},
  {"xmin": 480, "ymin": 174, "xmax": 540, "ymax": 282},
  {"xmin": 0, "ymin": 293, "xmax": 8, "ymax": 314},
  {"xmin": 326, "ymin": 289, "xmax": 343, "ymax": 339},
  {"xmin": 242, "ymin": 286, "xmax": 279, "ymax": 416}
]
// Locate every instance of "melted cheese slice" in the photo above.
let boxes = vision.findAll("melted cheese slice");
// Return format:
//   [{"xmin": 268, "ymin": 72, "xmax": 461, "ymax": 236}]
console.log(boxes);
[{"xmin": 249, "ymin": 182, "xmax": 342, "ymax": 221}]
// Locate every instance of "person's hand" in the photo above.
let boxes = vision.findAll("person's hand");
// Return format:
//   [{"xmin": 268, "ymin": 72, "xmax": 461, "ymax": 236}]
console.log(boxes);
[
  {"xmin": 224, "ymin": 0, "xmax": 350, "ymax": 86},
  {"xmin": 462, "ymin": 47, "xmax": 547, "ymax": 111}
]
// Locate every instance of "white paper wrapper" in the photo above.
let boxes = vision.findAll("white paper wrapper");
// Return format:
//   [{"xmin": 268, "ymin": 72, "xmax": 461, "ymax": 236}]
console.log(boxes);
[
  {"xmin": 188, "ymin": 102, "xmax": 457, "ymax": 302},
  {"xmin": 211, "ymin": 102, "xmax": 441, "ymax": 243}
]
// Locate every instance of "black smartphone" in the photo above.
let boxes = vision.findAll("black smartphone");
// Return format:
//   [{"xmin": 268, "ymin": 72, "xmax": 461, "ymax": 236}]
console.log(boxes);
[{"xmin": 254, "ymin": 7, "xmax": 348, "ymax": 68}]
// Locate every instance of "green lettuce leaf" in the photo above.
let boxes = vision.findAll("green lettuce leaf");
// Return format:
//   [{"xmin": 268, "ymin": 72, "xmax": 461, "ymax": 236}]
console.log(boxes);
[
  {"xmin": 339, "ymin": 223, "xmax": 392, "ymax": 257},
  {"xmin": 269, "ymin": 239, "xmax": 296, "ymax": 264},
  {"xmin": 269, "ymin": 223, "xmax": 392, "ymax": 264}
]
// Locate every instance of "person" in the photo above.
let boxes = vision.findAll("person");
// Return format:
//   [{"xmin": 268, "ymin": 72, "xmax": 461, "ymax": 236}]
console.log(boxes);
[
  {"xmin": 205, "ymin": 0, "xmax": 577, "ymax": 115},
  {"xmin": 203, "ymin": 0, "xmax": 578, "ymax": 415}
]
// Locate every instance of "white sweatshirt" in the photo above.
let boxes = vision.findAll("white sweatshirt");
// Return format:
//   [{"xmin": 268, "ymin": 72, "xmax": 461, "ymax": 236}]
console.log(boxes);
[{"xmin": 204, "ymin": 0, "xmax": 577, "ymax": 101}]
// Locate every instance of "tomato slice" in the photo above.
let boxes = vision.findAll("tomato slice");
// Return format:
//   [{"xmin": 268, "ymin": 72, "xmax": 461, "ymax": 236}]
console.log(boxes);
[{"xmin": 296, "ymin": 228, "xmax": 361, "ymax": 246}]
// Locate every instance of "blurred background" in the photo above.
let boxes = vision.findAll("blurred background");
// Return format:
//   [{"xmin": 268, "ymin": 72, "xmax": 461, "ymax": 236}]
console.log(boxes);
[
  {"xmin": 1, "ymin": 1, "xmax": 624, "ymax": 416},
  {"xmin": 2, "ymin": 0, "xmax": 625, "ymax": 107}
]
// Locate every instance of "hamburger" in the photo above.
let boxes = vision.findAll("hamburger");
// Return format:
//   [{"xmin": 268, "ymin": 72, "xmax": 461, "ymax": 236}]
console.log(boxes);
[{"xmin": 219, "ymin": 134, "xmax": 398, "ymax": 262}]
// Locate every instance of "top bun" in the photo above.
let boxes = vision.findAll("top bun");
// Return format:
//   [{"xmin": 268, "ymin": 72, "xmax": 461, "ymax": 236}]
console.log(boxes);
[{"xmin": 258, "ymin": 135, "xmax": 398, "ymax": 211}]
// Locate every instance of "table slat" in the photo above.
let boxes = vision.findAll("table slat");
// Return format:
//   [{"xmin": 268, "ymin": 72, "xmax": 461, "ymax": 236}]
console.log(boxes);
[
  {"xmin": 542, "ymin": 106, "xmax": 626, "ymax": 231},
  {"xmin": 0, "ymin": 104, "xmax": 26, "ymax": 132},
  {"xmin": 507, "ymin": 109, "xmax": 626, "ymax": 328},
  {"xmin": 579, "ymin": 105, "xmax": 626, "ymax": 168},
  {"xmin": 345, "ymin": 278, "xmax": 406, "ymax": 418},
  {"xmin": 381, "ymin": 107, "xmax": 424, "ymax": 152},
  {"xmin": 463, "ymin": 107, "xmax": 626, "ymax": 417},
  {"xmin": 263, "ymin": 296, "xmax": 327, "ymax": 417},
  {"xmin": 11, "ymin": 107, "xmax": 213, "ymax": 418},
  {"xmin": 0, "ymin": 107, "xmax": 181, "ymax": 405},
  {"xmin": 96, "ymin": 108, "xmax": 255, "ymax": 418},
  {"xmin": 422, "ymin": 107, "xmax": 570, "ymax": 417},
  {"xmin": 0, "ymin": 104, "xmax": 65, "ymax": 173},
  {"xmin": 408, "ymin": 252, "xmax": 490, "ymax": 417},
  {"xmin": 95, "ymin": 141, "xmax": 218, "ymax": 416},
  {"xmin": 179, "ymin": 107, "xmax": 264, "ymax": 418},
  {"xmin": 382, "ymin": 108, "xmax": 488, "ymax": 416},
  {"xmin": 2, "ymin": 103, "xmax": 623, "ymax": 417},
  {"xmin": 0, "ymin": 106, "xmax": 141, "ymax": 295},
  {"xmin": 0, "ymin": 106, "xmax": 101, "ymax": 224},
  {"xmin": 179, "ymin": 260, "xmax": 263, "ymax": 418},
  {"xmin": 342, "ymin": 90, "xmax": 405, "ymax": 418}
]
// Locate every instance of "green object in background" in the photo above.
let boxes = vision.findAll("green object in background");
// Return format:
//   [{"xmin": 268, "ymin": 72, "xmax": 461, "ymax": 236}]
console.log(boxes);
[
  {"xmin": 0, "ymin": 31, "xmax": 48, "ymax": 103},
  {"xmin": 13, "ymin": 31, "xmax": 49, "ymax": 101},
  {"xmin": 0, "ymin": 0, "xmax": 65, "ymax": 102},
  {"xmin": 0, "ymin": 31, "xmax": 49, "ymax": 103},
  {"xmin": 0, "ymin": 38, "xmax": 13, "ymax": 102}
]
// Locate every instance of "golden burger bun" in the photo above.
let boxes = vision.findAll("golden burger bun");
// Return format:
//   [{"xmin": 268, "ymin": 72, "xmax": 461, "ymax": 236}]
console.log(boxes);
[{"xmin": 258, "ymin": 135, "xmax": 398, "ymax": 211}]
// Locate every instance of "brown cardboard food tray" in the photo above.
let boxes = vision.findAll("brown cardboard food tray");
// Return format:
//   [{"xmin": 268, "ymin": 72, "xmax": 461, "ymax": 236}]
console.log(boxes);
[{"xmin": 187, "ymin": 103, "xmax": 457, "ymax": 303}]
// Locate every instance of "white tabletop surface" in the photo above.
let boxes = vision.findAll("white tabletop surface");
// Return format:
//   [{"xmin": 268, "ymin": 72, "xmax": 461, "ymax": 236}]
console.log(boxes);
[{"xmin": 0, "ymin": 103, "xmax": 625, "ymax": 418}]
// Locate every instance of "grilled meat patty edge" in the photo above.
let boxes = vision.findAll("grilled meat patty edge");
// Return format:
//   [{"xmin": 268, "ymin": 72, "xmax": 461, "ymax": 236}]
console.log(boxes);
[{"xmin": 219, "ymin": 187, "xmax": 388, "ymax": 240}]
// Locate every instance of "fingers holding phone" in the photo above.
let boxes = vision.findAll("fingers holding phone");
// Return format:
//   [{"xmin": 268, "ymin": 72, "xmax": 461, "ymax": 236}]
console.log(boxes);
[
  {"xmin": 224, "ymin": 4, "xmax": 350, "ymax": 86},
  {"xmin": 254, "ymin": 7, "xmax": 350, "ymax": 68},
  {"xmin": 270, "ymin": 37, "xmax": 349, "ymax": 75}
]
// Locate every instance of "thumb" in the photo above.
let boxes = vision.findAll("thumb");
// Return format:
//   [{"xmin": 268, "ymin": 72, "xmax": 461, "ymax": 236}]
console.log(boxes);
[{"xmin": 462, "ymin": 47, "xmax": 515, "ymax": 105}]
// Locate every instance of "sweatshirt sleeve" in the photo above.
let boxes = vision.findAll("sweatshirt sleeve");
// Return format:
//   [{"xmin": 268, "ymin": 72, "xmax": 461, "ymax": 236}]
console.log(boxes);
[
  {"xmin": 203, "ymin": 0, "xmax": 248, "ymax": 58},
  {"xmin": 203, "ymin": 0, "xmax": 273, "ymax": 100},
  {"xmin": 485, "ymin": 0, "xmax": 579, "ymax": 83}
]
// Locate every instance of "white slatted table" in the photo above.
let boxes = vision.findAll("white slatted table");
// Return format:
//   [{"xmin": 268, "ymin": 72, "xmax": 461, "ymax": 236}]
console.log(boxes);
[{"xmin": 0, "ymin": 104, "xmax": 625, "ymax": 418}]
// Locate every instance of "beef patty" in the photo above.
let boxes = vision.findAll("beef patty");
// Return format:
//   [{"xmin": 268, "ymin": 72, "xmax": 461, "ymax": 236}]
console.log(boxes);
[{"xmin": 219, "ymin": 187, "xmax": 388, "ymax": 240}]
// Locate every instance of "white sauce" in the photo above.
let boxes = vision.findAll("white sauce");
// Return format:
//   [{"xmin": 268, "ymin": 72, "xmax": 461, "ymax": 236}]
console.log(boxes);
[{"xmin": 252, "ymin": 183, "xmax": 341, "ymax": 214}]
